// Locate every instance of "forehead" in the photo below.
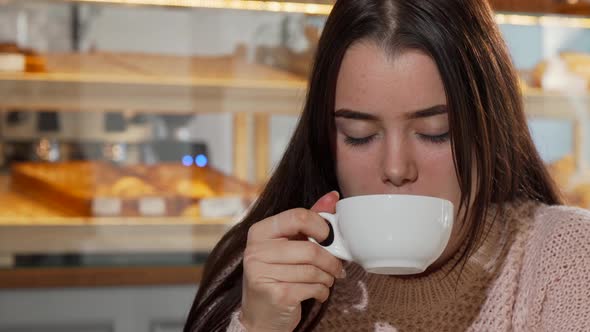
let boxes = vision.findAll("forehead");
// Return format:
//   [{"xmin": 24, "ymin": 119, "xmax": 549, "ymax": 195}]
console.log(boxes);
[{"xmin": 335, "ymin": 41, "xmax": 447, "ymax": 117}]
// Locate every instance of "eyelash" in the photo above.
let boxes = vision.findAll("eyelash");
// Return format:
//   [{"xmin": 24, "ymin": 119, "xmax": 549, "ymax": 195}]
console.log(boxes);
[
  {"xmin": 418, "ymin": 132, "xmax": 450, "ymax": 144},
  {"xmin": 344, "ymin": 135, "xmax": 376, "ymax": 147},
  {"xmin": 343, "ymin": 132, "xmax": 450, "ymax": 147}
]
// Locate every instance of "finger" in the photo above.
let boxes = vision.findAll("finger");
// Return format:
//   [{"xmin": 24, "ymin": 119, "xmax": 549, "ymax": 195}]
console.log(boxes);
[
  {"xmin": 244, "ymin": 240, "xmax": 343, "ymax": 278},
  {"xmin": 310, "ymin": 191, "xmax": 339, "ymax": 214},
  {"xmin": 247, "ymin": 261, "xmax": 336, "ymax": 288},
  {"xmin": 309, "ymin": 191, "xmax": 339, "ymax": 245},
  {"xmin": 247, "ymin": 208, "xmax": 331, "ymax": 243},
  {"xmin": 290, "ymin": 283, "xmax": 331, "ymax": 303},
  {"xmin": 271, "ymin": 283, "xmax": 331, "ymax": 306}
]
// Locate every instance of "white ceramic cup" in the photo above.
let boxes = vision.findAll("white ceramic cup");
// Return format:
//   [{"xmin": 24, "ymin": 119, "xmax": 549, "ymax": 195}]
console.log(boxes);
[{"xmin": 313, "ymin": 194, "xmax": 454, "ymax": 275}]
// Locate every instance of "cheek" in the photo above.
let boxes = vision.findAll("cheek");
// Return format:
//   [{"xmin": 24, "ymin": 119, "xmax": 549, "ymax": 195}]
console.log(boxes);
[
  {"xmin": 420, "ymin": 147, "xmax": 455, "ymax": 179},
  {"xmin": 335, "ymin": 142, "xmax": 381, "ymax": 194},
  {"xmin": 418, "ymin": 147, "xmax": 462, "ymax": 205}
]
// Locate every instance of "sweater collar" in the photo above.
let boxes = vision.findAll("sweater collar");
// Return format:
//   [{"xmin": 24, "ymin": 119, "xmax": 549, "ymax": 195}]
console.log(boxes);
[{"xmin": 336, "ymin": 200, "xmax": 538, "ymax": 313}]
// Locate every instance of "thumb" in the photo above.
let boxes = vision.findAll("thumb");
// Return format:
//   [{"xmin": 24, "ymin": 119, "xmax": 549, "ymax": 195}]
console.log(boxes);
[{"xmin": 310, "ymin": 191, "xmax": 340, "ymax": 214}]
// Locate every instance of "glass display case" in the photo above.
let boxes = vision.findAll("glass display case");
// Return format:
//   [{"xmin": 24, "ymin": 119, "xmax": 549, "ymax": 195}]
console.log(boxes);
[
  {"xmin": 0, "ymin": 0, "xmax": 588, "ymax": 295},
  {"xmin": 0, "ymin": 0, "xmax": 320, "ymax": 285}
]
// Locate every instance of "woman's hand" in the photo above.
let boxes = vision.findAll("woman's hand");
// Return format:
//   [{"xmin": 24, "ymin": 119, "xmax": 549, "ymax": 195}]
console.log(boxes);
[{"xmin": 240, "ymin": 191, "xmax": 345, "ymax": 332}]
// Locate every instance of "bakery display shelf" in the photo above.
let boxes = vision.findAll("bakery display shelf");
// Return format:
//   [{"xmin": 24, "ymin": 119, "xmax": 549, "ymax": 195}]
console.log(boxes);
[
  {"xmin": 0, "ymin": 221, "xmax": 231, "ymax": 256},
  {"xmin": 0, "ymin": 175, "xmax": 236, "ymax": 259},
  {"xmin": 9, "ymin": 161, "xmax": 257, "ymax": 218},
  {"xmin": 0, "ymin": 53, "xmax": 307, "ymax": 114}
]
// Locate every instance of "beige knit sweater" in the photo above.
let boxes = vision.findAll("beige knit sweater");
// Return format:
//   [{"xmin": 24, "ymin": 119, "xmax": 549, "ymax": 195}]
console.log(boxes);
[{"xmin": 224, "ymin": 201, "xmax": 590, "ymax": 331}]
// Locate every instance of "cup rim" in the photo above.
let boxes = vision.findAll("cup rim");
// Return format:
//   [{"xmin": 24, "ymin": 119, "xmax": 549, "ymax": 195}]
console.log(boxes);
[{"xmin": 337, "ymin": 194, "xmax": 453, "ymax": 206}]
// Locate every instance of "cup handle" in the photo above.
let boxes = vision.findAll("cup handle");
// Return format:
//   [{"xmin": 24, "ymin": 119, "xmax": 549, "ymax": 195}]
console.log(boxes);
[{"xmin": 308, "ymin": 212, "xmax": 353, "ymax": 261}]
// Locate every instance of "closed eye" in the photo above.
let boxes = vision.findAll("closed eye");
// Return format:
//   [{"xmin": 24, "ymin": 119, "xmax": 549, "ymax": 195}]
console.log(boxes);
[
  {"xmin": 417, "ymin": 132, "xmax": 449, "ymax": 144},
  {"xmin": 343, "ymin": 135, "xmax": 376, "ymax": 147}
]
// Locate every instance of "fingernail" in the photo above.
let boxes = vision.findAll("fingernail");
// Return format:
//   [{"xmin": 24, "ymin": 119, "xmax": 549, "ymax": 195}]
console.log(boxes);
[
  {"xmin": 338, "ymin": 268, "xmax": 347, "ymax": 279},
  {"xmin": 330, "ymin": 190, "xmax": 340, "ymax": 200}
]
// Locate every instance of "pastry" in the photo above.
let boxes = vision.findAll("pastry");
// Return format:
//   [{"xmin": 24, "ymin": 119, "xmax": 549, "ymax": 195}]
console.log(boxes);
[
  {"xmin": 110, "ymin": 176, "xmax": 156, "ymax": 197},
  {"xmin": 175, "ymin": 178, "xmax": 216, "ymax": 198}
]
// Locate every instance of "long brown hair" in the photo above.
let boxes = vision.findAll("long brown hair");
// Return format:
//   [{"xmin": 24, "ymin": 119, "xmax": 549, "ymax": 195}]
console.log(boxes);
[{"xmin": 184, "ymin": 0, "xmax": 561, "ymax": 330}]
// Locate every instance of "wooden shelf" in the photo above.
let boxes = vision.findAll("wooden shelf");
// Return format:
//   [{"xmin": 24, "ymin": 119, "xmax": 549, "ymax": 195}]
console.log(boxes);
[
  {"xmin": 0, "ymin": 266, "xmax": 204, "ymax": 288},
  {"xmin": 0, "ymin": 53, "xmax": 307, "ymax": 114},
  {"xmin": 0, "ymin": 54, "xmax": 588, "ymax": 119},
  {"xmin": 490, "ymin": 0, "xmax": 590, "ymax": 16},
  {"xmin": 0, "ymin": 221, "xmax": 231, "ymax": 255},
  {"xmin": 555, "ymin": 3, "xmax": 590, "ymax": 16}
]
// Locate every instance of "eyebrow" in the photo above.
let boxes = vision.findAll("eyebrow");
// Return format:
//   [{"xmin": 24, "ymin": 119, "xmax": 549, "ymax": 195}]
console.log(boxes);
[
  {"xmin": 408, "ymin": 105, "xmax": 448, "ymax": 119},
  {"xmin": 334, "ymin": 105, "xmax": 448, "ymax": 121}
]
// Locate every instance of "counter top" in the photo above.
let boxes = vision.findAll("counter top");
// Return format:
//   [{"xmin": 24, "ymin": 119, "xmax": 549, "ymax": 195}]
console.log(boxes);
[{"xmin": 0, "ymin": 265, "xmax": 204, "ymax": 288}]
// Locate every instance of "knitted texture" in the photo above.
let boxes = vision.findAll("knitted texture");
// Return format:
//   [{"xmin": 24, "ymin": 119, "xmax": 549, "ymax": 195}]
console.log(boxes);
[
  {"xmin": 227, "ymin": 311, "xmax": 245, "ymax": 332},
  {"xmin": 223, "ymin": 201, "xmax": 590, "ymax": 331}
]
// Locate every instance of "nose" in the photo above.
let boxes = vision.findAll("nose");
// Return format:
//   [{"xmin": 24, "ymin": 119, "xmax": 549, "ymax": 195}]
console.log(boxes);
[{"xmin": 382, "ymin": 137, "xmax": 418, "ymax": 188}]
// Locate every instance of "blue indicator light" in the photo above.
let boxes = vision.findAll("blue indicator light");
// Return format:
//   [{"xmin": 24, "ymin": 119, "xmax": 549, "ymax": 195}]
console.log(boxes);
[
  {"xmin": 182, "ymin": 155, "xmax": 194, "ymax": 166},
  {"xmin": 195, "ymin": 154, "xmax": 208, "ymax": 167}
]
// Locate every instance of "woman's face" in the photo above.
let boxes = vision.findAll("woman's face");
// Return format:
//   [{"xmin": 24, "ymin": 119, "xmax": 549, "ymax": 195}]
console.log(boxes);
[{"xmin": 334, "ymin": 41, "xmax": 466, "ymax": 269}]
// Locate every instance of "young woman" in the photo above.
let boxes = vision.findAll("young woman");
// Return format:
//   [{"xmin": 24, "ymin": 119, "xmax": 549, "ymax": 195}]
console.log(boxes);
[{"xmin": 185, "ymin": 0, "xmax": 590, "ymax": 331}]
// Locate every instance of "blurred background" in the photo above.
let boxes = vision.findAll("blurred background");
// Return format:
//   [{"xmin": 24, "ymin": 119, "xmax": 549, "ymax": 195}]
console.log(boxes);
[{"xmin": 0, "ymin": 0, "xmax": 589, "ymax": 331}]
